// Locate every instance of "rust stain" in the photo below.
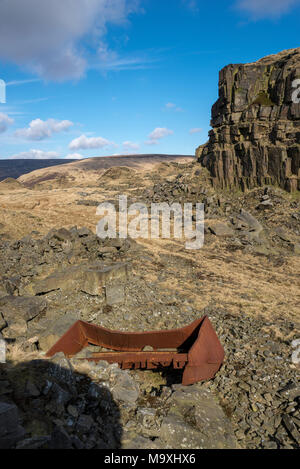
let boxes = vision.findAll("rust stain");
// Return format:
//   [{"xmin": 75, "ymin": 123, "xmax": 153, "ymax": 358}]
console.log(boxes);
[{"xmin": 46, "ymin": 315, "xmax": 225, "ymax": 385}]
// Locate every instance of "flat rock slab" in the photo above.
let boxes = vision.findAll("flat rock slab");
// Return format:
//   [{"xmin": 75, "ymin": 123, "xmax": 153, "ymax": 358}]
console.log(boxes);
[
  {"xmin": 37, "ymin": 313, "xmax": 81, "ymax": 352},
  {"xmin": 208, "ymin": 222, "xmax": 235, "ymax": 237},
  {"xmin": 159, "ymin": 385, "xmax": 239, "ymax": 449},
  {"xmin": 22, "ymin": 262, "xmax": 129, "ymax": 297},
  {"xmin": 0, "ymin": 296, "xmax": 46, "ymax": 326}
]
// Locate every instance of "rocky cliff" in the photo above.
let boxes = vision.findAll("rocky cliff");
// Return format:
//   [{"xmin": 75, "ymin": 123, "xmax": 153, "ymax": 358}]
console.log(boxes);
[{"xmin": 197, "ymin": 48, "xmax": 300, "ymax": 191}]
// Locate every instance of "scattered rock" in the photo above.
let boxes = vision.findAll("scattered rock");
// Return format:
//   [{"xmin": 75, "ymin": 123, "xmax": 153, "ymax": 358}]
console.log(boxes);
[
  {"xmin": 256, "ymin": 200, "xmax": 274, "ymax": 210},
  {"xmin": 105, "ymin": 284, "xmax": 125, "ymax": 305},
  {"xmin": 0, "ymin": 402, "xmax": 25, "ymax": 449},
  {"xmin": 49, "ymin": 426, "xmax": 73, "ymax": 449},
  {"xmin": 76, "ymin": 414, "xmax": 94, "ymax": 434},
  {"xmin": 16, "ymin": 436, "xmax": 51, "ymax": 449},
  {"xmin": 208, "ymin": 222, "xmax": 235, "ymax": 237},
  {"xmin": 23, "ymin": 262, "xmax": 128, "ymax": 297}
]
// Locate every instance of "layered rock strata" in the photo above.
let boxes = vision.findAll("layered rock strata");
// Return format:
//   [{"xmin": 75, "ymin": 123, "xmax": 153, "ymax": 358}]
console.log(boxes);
[{"xmin": 197, "ymin": 48, "xmax": 300, "ymax": 191}]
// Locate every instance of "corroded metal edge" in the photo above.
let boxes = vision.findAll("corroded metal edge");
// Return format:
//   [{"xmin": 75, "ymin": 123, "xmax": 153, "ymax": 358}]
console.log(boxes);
[{"xmin": 46, "ymin": 316, "xmax": 224, "ymax": 385}]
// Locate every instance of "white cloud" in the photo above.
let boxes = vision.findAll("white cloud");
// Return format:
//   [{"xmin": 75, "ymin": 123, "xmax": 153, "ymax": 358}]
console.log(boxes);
[
  {"xmin": 0, "ymin": 113, "xmax": 14, "ymax": 134},
  {"xmin": 235, "ymin": 0, "xmax": 300, "ymax": 18},
  {"xmin": 69, "ymin": 134, "xmax": 114, "ymax": 151},
  {"xmin": 65, "ymin": 153, "xmax": 84, "ymax": 159},
  {"xmin": 10, "ymin": 149, "xmax": 60, "ymax": 159},
  {"xmin": 0, "ymin": 0, "xmax": 140, "ymax": 81},
  {"xmin": 149, "ymin": 128, "xmax": 174, "ymax": 140},
  {"xmin": 15, "ymin": 118, "xmax": 74, "ymax": 140},
  {"xmin": 165, "ymin": 102, "xmax": 183, "ymax": 112},
  {"xmin": 189, "ymin": 127, "xmax": 202, "ymax": 134},
  {"xmin": 146, "ymin": 127, "xmax": 174, "ymax": 145},
  {"xmin": 122, "ymin": 141, "xmax": 140, "ymax": 151}
]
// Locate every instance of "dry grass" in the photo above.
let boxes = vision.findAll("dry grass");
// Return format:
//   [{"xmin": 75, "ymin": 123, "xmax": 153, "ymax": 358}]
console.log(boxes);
[{"xmin": 0, "ymin": 158, "xmax": 299, "ymax": 324}]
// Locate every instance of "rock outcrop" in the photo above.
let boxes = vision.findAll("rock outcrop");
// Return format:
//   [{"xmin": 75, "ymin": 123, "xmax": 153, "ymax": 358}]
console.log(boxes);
[{"xmin": 197, "ymin": 48, "xmax": 300, "ymax": 192}]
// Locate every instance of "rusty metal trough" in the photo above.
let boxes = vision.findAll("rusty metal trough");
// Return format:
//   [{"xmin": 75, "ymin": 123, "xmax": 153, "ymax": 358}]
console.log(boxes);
[{"xmin": 46, "ymin": 315, "xmax": 224, "ymax": 385}]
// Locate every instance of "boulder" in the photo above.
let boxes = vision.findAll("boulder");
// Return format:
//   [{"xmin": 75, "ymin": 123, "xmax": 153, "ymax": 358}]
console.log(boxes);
[
  {"xmin": 208, "ymin": 222, "xmax": 235, "ymax": 237},
  {"xmin": 159, "ymin": 385, "xmax": 239, "ymax": 449},
  {"xmin": 110, "ymin": 369, "xmax": 140, "ymax": 405},
  {"xmin": 22, "ymin": 262, "xmax": 129, "ymax": 297},
  {"xmin": 0, "ymin": 296, "xmax": 46, "ymax": 329},
  {"xmin": 37, "ymin": 314, "xmax": 81, "ymax": 352},
  {"xmin": 2, "ymin": 319, "xmax": 27, "ymax": 339},
  {"xmin": 236, "ymin": 209, "xmax": 263, "ymax": 234}
]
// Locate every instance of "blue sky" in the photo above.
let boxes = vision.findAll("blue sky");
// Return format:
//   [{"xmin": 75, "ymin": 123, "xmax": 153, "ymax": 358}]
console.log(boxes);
[{"xmin": 0, "ymin": 0, "xmax": 299, "ymax": 159}]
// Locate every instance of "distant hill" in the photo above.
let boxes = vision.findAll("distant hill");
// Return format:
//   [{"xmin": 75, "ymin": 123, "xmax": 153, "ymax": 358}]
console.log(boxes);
[
  {"xmin": 18, "ymin": 154, "xmax": 195, "ymax": 188},
  {"xmin": 0, "ymin": 155, "xmax": 194, "ymax": 183},
  {"xmin": 0, "ymin": 159, "xmax": 78, "ymax": 181}
]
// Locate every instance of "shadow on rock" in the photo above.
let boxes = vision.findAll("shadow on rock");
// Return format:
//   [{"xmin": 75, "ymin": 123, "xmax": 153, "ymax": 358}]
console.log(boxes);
[
  {"xmin": 151, "ymin": 366, "xmax": 183, "ymax": 387},
  {"xmin": 0, "ymin": 356, "xmax": 122, "ymax": 449}
]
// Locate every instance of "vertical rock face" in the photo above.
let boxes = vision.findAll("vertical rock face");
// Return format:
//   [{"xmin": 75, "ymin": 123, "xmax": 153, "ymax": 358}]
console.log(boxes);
[{"xmin": 197, "ymin": 48, "xmax": 300, "ymax": 191}]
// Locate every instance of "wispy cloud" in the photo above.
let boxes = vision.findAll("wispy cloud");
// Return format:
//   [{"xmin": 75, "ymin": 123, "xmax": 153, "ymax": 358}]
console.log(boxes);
[
  {"xmin": 189, "ymin": 127, "xmax": 202, "ymax": 134},
  {"xmin": 0, "ymin": 113, "xmax": 14, "ymax": 134},
  {"xmin": 65, "ymin": 153, "xmax": 83, "ymax": 160},
  {"xmin": 98, "ymin": 56, "xmax": 158, "ymax": 71},
  {"xmin": 6, "ymin": 78, "xmax": 41, "ymax": 87},
  {"xmin": 123, "ymin": 141, "xmax": 140, "ymax": 151},
  {"xmin": 164, "ymin": 102, "xmax": 184, "ymax": 112},
  {"xmin": 16, "ymin": 97, "xmax": 49, "ymax": 105},
  {"xmin": 182, "ymin": 0, "xmax": 200, "ymax": 13},
  {"xmin": 185, "ymin": 0, "xmax": 300, "ymax": 19},
  {"xmin": 10, "ymin": 149, "xmax": 60, "ymax": 159},
  {"xmin": 0, "ymin": 105, "xmax": 28, "ymax": 117},
  {"xmin": 94, "ymin": 42, "xmax": 163, "ymax": 72},
  {"xmin": 96, "ymin": 46, "xmax": 159, "ymax": 72},
  {"xmin": 234, "ymin": 0, "xmax": 300, "ymax": 19}
]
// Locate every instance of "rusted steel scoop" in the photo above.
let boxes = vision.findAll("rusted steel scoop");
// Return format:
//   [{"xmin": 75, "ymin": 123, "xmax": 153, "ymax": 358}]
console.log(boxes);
[{"xmin": 46, "ymin": 316, "xmax": 224, "ymax": 385}]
